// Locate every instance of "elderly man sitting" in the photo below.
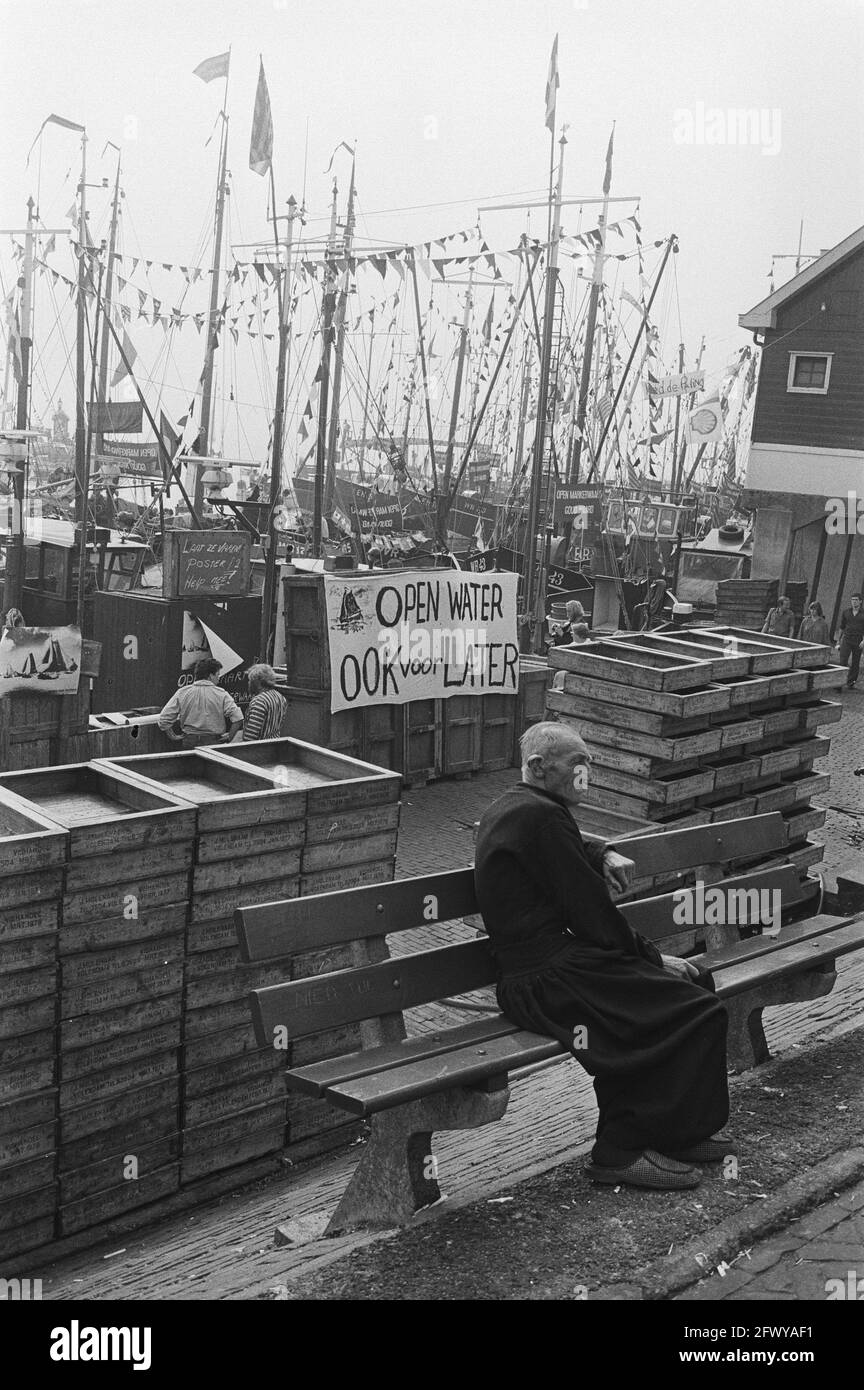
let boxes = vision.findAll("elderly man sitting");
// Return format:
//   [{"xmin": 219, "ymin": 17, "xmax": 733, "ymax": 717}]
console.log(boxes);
[{"xmin": 474, "ymin": 721, "xmax": 733, "ymax": 1190}]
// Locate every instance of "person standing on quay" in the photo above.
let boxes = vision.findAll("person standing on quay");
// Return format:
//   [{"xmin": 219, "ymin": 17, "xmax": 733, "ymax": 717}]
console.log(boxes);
[
  {"xmin": 835, "ymin": 592, "xmax": 864, "ymax": 689},
  {"xmin": 158, "ymin": 657, "xmax": 243, "ymax": 749},
  {"xmin": 798, "ymin": 602, "xmax": 830, "ymax": 646},
  {"xmin": 242, "ymin": 664, "xmax": 287, "ymax": 741},
  {"xmin": 762, "ymin": 594, "xmax": 796, "ymax": 637}
]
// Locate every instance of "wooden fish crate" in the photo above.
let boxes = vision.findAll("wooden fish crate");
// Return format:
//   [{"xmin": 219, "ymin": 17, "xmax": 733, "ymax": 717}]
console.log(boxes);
[
  {"xmin": 206, "ymin": 737, "xmax": 401, "ymax": 814},
  {"xmin": 94, "ymin": 750, "xmax": 307, "ymax": 834},
  {"xmin": 546, "ymin": 622, "xmax": 843, "ymax": 889},
  {"xmin": 0, "ymin": 793, "xmax": 68, "ymax": 1255},
  {"xmin": 0, "ymin": 762, "xmax": 197, "ymax": 857}
]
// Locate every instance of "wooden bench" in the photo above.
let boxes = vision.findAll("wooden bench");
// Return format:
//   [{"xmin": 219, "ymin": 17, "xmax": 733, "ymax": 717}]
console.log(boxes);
[{"xmin": 235, "ymin": 812, "xmax": 864, "ymax": 1233}]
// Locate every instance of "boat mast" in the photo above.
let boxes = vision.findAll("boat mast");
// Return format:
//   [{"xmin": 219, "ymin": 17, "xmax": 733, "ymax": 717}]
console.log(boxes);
[
  {"xmin": 74, "ymin": 127, "xmax": 89, "ymax": 543},
  {"xmin": 524, "ymin": 129, "xmax": 566, "ymax": 650},
  {"xmin": 2, "ymin": 196, "xmax": 35, "ymax": 612},
  {"xmin": 95, "ymin": 143, "xmax": 121, "ymax": 503},
  {"xmin": 324, "ymin": 151, "xmax": 356, "ymax": 516},
  {"xmin": 441, "ymin": 268, "xmax": 473, "ymax": 536},
  {"xmin": 312, "ymin": 179, "xmax": 339, "ymax": 553},
  {"xmin": 193, "ymin": 107, "xmax": 230, "ymax": 512},
  {"xmin": 259, "ymin": 193, "xmax": 299, "ymax": 660},
  {"xmin": 357, "ymin": 306, "xmax": 375, "ymax": 482},
  {"xmin": 567, "ymin": 125, "xmax": 613, "ymax": 486}
]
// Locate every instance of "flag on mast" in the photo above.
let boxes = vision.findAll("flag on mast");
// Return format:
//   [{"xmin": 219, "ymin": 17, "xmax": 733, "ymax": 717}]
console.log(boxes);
[
  {"xmin": 603, "ymin": 124, "xmax": 615, "ymax": 196},
  {"xmin": 194, "ymin": 52, "xmax": 230, "ymax": 84},
  {"xmin": 110, "ymin": 328, "xmax": 138, "ymax": 388},
  {"xmin": 249, "ymin": 59, "xmax": 274, "ymax": 176},
  {"xmin": 544, "ymin": 35, "xmax": 559, "ymax": 132}
]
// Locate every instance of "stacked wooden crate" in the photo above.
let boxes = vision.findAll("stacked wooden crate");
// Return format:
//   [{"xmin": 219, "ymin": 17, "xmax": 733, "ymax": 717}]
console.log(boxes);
[
  {"xmin": 0, "ymin": 794, "xmax": 67, "ymax": 1258},
  {"xmin": 0, "ymin": 737, "xmax": 402, "ymax": 1260},
  {"xmin": 546, "ymin": 625, "xmax": 845, "ymax": 892},
  {"xmin": 0, "ymin": 763, "xmax": 195, "ymax": 1255},
  {"xmin": 205, "ymin": 738, "xmax": 401, "ymax": 1151},
  {"xmin": 93, "ymin": 750, "xmax": 309, "ymax": 1184},
  {"xmin": 87, "ymin": 709, "xmax": 165, "ymax": 761},
  {"xmin": 715, "ymin": 579, "xmax": 778, "ymax": 631},
  {"xmin": 0, "ymin": 684, "xmax": 92, "ymax": 772},
  {"xmin": 99, "ymin": 740, "xmax": 400, "ymax": 1172}
]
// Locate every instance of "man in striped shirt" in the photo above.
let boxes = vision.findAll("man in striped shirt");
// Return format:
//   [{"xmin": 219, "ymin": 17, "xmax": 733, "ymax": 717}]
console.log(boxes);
[{"xmin": 243, "ymin": 664, "xmax": 287, "ymax": 741}]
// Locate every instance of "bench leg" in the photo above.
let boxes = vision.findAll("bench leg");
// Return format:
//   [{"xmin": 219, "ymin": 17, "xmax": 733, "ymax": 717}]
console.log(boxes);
[
  {"xmin": 324, "ymin": 1080, "xmax": 510, "ymax": 1235},
  {"xmin": 725, "ymin": 964, "xmax": 837, "ymax": 1072}
]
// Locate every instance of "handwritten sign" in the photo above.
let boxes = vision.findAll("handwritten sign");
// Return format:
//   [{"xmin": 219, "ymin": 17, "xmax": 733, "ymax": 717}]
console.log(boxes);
[
  {"xmin": 655, "ymin": 370, "xmax": 705, "ymax": 398},
  {"xmin": 166, "ymin": 531, "xmax": 251, "ymax": 598},
  {"xmin": 323, "ymin": 570, "xmax": 519, "ymax": 713}
]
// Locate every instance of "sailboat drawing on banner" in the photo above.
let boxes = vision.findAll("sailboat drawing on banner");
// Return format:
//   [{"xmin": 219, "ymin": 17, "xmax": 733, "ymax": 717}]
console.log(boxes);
[
  {"xmin": 16, "ymin": 652, "xmax": 38, "ymax": 679},
  {"xmin": 336, "ymin": 587, "xmax": 365, "ymax": 632},
  {"xmin": 37, "ymin": 637, "xmax": 71, "ymax": 681}
]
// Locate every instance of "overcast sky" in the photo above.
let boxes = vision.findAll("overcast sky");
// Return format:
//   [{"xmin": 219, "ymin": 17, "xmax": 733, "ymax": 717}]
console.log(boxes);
[{"xmin": 2, "ymin": 0, "xmax": 862, "ymax": 463}]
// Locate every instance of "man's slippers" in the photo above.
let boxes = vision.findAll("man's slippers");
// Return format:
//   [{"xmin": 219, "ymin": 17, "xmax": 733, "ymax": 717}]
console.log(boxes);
[
  {"xmin": 665, "ymin": 1135, "xmax": 738, "ymax": 1164},
  {"xmin": 586, "ymin": 1148, "xmax": 701, "ymax": 1190}
]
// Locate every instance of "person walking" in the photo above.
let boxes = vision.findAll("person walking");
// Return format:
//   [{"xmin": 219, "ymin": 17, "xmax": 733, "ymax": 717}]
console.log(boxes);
[
  {"xmin": 798, "ymin": 602, "xmax": 830, "ymax": 645},
  {"xmin": 762, "ymin": 594, "xmax": 796, "ymax": 637},
  {"xmin": 242, "ymin": 663, "xmax": 287, "ymax": 741},
  {"xmin": 835, "ymin": 592, "xmax": 864, "ymax": 689},
  {"xmin": 158, "ymin": 657, "xmax": 243, "ymax": 749}
]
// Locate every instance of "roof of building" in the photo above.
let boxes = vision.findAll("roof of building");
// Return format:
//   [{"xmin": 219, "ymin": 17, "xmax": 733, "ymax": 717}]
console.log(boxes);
[{"xmin": 739, "ymin": 224, "xmax": 864, "ymax": 331}]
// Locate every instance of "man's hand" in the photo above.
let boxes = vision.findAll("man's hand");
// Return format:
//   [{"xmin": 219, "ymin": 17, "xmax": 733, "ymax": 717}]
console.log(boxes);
[
  {"xmin": 661, "ymin": 953, "xmax": 701, "ymax": 981},
  {"xmin": 165, "ymin": 731, "xmax": 183, "ymax": 743},
  {"xmin": 602, "ymin": 850, "xmax": 635, "ymax": 896}
]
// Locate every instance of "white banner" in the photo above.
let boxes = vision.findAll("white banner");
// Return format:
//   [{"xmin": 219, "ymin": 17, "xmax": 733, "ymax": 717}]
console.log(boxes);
[
  {"xmin": 655, "ymin": 370, "xmax": 705, "ymax": 397},
  {"xmin": 0, "ymin": 624, "xmax": 82, "ymax": 695},
  {"xmin": 323, "ymin": 570, "xmax": 520, "ymax": 713}
]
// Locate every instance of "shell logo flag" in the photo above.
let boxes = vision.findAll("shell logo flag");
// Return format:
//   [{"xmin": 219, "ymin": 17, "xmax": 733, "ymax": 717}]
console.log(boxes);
[{"xmin": 686, "ymin": 396, "xmax": 724, "ymax": 444}]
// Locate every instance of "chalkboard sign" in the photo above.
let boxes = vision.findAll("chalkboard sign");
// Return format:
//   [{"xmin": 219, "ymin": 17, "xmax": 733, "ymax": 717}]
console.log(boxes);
[{"xmin": 163, "ymin": 531, "xmax": 251, "ymax": 598}]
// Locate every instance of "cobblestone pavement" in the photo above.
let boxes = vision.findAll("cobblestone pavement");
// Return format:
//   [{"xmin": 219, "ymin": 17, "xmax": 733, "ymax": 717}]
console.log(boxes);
[
  {"xmin": 677, "ymin": 1179, "xmax": 864, "ymax": 1301},
  {"xmin": 33, "ymin": 686, "xmax": 864, "ymax": 1300}
]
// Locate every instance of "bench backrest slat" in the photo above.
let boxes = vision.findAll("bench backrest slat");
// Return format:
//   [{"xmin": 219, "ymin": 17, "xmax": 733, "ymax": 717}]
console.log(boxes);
[
  {"xmin": 250, "ymin": 938, "xmax": 496, "ymax": 1044},
  {"xmin": 236, "ymin": 868, "xmax": 476, "ymax": 962},
  {"xmin": 237, "ymin": 812, "xmax": 793, "ymax": 964},
  {"xmin": 620, "ymin": 864, "xmax": 803, "ymax": 941},
  {"xmin": 610, "ymin": 812, "xmax": 787, "ymax": 877}
]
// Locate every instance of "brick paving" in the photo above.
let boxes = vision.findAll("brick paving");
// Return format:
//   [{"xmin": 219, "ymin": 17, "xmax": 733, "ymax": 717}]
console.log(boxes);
[{"xmin": 31, "ymin": 687, "xmax": 864, "ymax": 1300}]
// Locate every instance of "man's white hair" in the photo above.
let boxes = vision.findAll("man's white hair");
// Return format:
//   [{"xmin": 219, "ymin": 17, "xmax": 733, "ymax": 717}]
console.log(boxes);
[{"xmin": 520, "ymin": 720, "xmax": 585, "ymax": 767}]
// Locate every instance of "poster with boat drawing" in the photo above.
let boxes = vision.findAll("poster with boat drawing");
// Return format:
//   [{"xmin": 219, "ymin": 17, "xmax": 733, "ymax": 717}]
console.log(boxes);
[
  {"xmin": 323, "ymin": 570, "xmax": 519, "ymax": 713},
  {"xmin": 0, "ymin": 624, "xmax": 82, "ymax": 696}
]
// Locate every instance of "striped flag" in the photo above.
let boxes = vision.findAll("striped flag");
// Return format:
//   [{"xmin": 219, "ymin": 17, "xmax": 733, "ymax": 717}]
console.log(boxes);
[
  {"xmin": 194, "ymin": 52, "xmax": 230, "ymax": 84},
  {"xmin": 545, "ymin": 35, "xmax": 559, "ymax": 132},
  {"xmin": 597, "ymin": 392, "xmax": 614, "ymax": 423},
  {"xmin": 249, "ymin": 59, "xmax": 274, "ymax": 177}
]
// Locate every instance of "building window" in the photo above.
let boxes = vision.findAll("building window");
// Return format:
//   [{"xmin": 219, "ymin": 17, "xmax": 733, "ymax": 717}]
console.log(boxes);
[{"xmin": 787, "ymin": 352, "xmax": 833, "ymax": 394}]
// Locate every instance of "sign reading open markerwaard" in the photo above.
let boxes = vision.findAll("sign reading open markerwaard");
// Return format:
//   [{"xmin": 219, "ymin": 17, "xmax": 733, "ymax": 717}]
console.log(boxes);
[{"xmin": 323, "ymin": 570, "xmax": 520, "ymax": 712}]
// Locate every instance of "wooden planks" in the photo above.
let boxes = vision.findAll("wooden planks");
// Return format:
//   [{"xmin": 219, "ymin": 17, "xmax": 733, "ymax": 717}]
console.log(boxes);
[
  {"xmin": 544, "ymin": 622, "xmax": 843, "ymax": 894},
  {"xmin": 94, "ymin": 741, "xmax": 403, "ymax": 1190},
  {"xmin": 0, "ymin": 799, "xmax": 66, "ymax": 1253}
]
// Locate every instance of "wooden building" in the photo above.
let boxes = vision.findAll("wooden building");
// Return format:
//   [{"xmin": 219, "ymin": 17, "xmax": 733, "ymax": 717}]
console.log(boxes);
[{"xmin": 738, "ymin": 224, "xmax": 864, "ymax": 634}]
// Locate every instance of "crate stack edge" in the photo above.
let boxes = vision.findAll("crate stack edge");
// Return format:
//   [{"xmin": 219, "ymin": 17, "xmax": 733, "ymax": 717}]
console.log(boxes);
[{"xmin": 546, "ymin": 625, "xmax": 846, "ymax": 899}]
